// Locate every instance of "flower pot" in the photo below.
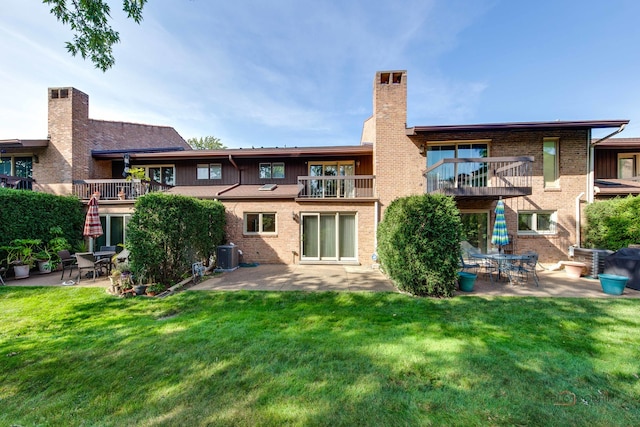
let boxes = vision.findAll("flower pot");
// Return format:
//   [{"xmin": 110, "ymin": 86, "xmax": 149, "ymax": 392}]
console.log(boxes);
[
  {"xmin": 13, "ymin": 264, "xmax": 30, "ymax": 279},
  {"xmin": 133, "ymin": 285, "xmax": 148, "ymax": 296},
  {"xmin": 563, "ymin": 261, "xmax": 586, "ymax": 279},
  {"xmin": 458, "ymin": 271, "xmax": 477, "ymax": 292},
  {"xmin": 37, "ymin": 260, "xmax": 52, "ymax": 274},
  {"xmin": 598, "ymin": 274, "xmax": 628, "ymax": 295}
]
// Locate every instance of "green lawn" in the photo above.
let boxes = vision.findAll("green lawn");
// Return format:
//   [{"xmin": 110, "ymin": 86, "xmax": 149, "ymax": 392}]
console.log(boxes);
[{"xmin": 1, "ymin": 287, "xmax": 639, "ymax": 426}]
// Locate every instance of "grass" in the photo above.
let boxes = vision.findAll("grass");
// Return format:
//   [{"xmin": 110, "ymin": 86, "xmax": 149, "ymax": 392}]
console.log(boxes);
[{"xmin": 1, "ymin": 287, "xmax": 639, "ymax": 426}]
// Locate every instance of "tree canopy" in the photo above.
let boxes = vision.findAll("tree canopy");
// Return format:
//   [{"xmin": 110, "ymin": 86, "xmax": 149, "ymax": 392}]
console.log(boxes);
[
  {"xmin": 187, "ymin": 136, "xmax": 227, "ymax": 150},
  {"xmin": 43, "ymin": 0, "xmax": 147, "ymax": 72}
]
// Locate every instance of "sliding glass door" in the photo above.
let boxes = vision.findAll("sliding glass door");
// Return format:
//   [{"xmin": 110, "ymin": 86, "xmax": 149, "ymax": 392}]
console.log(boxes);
[{"xmin": 301, "ymin": 213, "xmax": 357, "ymax": 261}]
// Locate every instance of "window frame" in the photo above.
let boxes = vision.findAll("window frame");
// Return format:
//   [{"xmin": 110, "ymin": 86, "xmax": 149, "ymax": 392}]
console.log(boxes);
[
  {"xmin": 259, "ymin": 162, "xmax": 285, "ymax": 179},
  {"xmin": 617, "ymin": 153, "xmax": 640, "ymax": 179},
  {"xmin": 133, "ymin": 164, "xmax": 176, "ymax": 185},
  {"xmin": 243, "ymin": 212, "xmax": 277, "ymax": 235},
  {"xmin": 543, "ymin": 138, "xmax": 560, "ymax": 189},
  {"xmin": 197, "ymin": 163, "xmax": 222, "ymax": 180},
  {"xmin": 517, "ymin": 211, "xmax": 557, "ymax": 235}
]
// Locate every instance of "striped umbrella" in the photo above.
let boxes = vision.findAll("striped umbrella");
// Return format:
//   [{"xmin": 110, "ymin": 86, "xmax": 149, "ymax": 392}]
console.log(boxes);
[
  {"xmin": 491, "ymin": 199, "xmax": 510, "ymax": 249},
  {"xmin": 83, "ymin": 193, "xmax": 103, "ymax": 240}
]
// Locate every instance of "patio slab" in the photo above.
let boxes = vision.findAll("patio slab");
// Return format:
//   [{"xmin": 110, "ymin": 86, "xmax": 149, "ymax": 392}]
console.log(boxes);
[{"xmin": 3, "ymin": 263, "xmax": 640, "ymax": 298}]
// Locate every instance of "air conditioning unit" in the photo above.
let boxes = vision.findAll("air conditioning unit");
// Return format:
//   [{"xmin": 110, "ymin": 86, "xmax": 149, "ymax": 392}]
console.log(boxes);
[{"xmin": 216, "ymin": 245, "xmax": 239, "ymax": 271}]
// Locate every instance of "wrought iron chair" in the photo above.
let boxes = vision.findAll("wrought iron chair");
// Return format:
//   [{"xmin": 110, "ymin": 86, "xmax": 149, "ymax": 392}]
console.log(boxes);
[
  {"xmin": 505, "ymin": 252, "xmax": 540, "ymax": 286},
  {"xmin": 459, "ymin": 253, "xmax": 480, "ymax": 274},
  {"xmin": 58, "ymin": 250, "xmax": 77, "ymax": 280}
]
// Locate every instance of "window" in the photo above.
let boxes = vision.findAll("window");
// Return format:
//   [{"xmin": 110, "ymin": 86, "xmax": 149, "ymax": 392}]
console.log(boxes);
[
  {"xmin": 244, "ymin": 213, "xmax": 276, "ymax": 234},
  {"xmin": 618, "ymin": 153, "xmax": 640, "ymax": 179},
  {"xmin": 259, "ymin": 162, "xmax": 285, "ymax": 179},
  {"xmin": 543, "ymin": 138, "xmax": 559, "ymax": 188},
  {"xmin": 197, "ymin": 163, "xmax": 222, "ymax": 180},
  {"xmin": 518, "ymin": 211, "xmax": 556, "ymax": 235},
  {"xmin": 133, "ymin": 165, "xmax": 175, "ymax": 185},
  {"xmin": 426, "ymin": 142, "xmax": 489, "ymax": 188}
]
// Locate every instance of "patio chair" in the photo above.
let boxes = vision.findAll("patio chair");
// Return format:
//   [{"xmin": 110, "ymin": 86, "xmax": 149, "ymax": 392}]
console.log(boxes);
[
  {"xmin": 505, "ymin": 252, "xmax": 540, "ymax": 287},
  {"xmin": 75, "ymin": 252, "xmax": 111, "ymax": 282},
  {"xmin": 58, "ymin": 250, "xmax": 77, "ymax": 280},
  {"xmin": 459, "ymin": 253, "xmax": 480, "ymax": 274}
]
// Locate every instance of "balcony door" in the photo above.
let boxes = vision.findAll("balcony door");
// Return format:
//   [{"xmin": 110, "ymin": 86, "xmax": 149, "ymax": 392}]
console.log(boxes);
[
  {"xmin": 308, "ymin": 161, "xmax": 354, "ymax": 198},
  {"xmin": 301, "ymin": 213, "xmax": 356, "ymax": 261}
]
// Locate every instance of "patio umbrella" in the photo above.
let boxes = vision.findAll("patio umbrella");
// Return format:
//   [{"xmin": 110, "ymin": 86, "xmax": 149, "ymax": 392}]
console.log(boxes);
[
  {"xmin": 83, "ymin": 192, "xmax": 103, "ymax": 251},
  {"xmin": 491, "ymin": 199, "xmax": 509, "ymax": 252}
]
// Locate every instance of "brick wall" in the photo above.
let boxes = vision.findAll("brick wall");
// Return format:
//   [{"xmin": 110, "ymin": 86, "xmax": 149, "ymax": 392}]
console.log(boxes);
[{"xmin": 222, "ymin": 199, "xmax": 376, "ymax": 265}]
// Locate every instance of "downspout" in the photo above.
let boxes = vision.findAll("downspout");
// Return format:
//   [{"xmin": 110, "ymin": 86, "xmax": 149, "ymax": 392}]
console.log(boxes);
[
  {"xmin": 575, "ymin": 192, "xmax": 585, "ymax": 248},
  {"xmin": 587, "ymin": 123, "xmax": 626, "ymax": 203},
  {"xmin": 228, "ymin": 154, "xmax": 241, "ymax": 185}
]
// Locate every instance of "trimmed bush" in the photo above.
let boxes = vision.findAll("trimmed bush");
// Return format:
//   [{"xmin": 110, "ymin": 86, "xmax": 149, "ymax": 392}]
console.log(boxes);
[
  {"xmin": 377, "ymin": 194, "xmax": 463, "ymax": 297},
  {"xmin": 584, "ymin": 195, "xmax": 640, "ymax": 250},
  {"xmin": 0, "ymin": 188, "xmax": 83, "ymax": 253},
  {"xmin": 126, "ymin": 193, "xmax": 225, "ymax": 285}
]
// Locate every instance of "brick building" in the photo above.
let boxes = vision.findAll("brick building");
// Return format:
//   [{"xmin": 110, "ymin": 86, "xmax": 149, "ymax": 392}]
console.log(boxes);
[{"xmin": 0, "ymin": 71, "xmax": 629, "ymax": 264}]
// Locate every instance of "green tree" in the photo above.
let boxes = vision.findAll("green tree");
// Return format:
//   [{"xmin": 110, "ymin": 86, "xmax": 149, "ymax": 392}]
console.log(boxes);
[
  {"xmin": 43, "ymin": 0, "xmax": 147, "ymax": 72},
  {"xmin": 187, "ymin": 136, "xmax": 227, "ymax": 150}
]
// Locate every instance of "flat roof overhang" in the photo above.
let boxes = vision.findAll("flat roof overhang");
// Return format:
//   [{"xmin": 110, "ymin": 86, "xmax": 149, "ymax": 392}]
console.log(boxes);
[
  {"xmin": 92, "ymin": 145, "xmax": 373, "ymax": 160},
  {"xmin": 0, "ymin": 139, "xmax": 49, "ymax": 149},
  {"xmin": 406, "ymin": 119, "xmax": 630, "ymax": 135}
]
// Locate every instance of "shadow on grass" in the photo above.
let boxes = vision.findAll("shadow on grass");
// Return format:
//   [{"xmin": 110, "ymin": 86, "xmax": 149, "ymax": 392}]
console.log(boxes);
[{"xmin": 1, "ymin": 288, "xmax": 639, "ymax": 426}]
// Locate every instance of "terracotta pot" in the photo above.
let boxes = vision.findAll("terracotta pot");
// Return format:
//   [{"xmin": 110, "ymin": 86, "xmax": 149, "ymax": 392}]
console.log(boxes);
[{"xmin": 564, "ymin": 261, "xmax": 586, "ymax": 279}]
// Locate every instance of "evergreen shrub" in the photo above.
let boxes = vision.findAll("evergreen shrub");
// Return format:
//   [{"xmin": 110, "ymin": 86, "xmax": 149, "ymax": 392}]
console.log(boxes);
[
  {"xmin": 377, "ymin": 194, "xmax": 462, "ymax": 297},
  {"xmin": 0, "ymin": 188, "xmax": 83, "ymax": 253},
  {"xmin": 126, "ymin": 193, "xmax": 225, "ymax": 284},
  {"xmin": 584, "ymin": 195, "xmax": 640, "ymax": 250}
]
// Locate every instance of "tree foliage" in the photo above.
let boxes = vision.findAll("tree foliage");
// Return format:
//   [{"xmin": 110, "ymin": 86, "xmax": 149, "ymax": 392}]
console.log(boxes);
[
  {"xmin": 126, "ymin": 193, "xmax": 226, "ymax": 285},
  {"xmin": 584, "ymin": 195, "xmax": 640, "ymax": 250},
  {"xmin": 187, "ymin": 136, "xmax": 227, "ymax": 150},
  {"xmin": 377, "ymin": 194, "xmax": 463, "ymax": 297},
  {"xmin": 43, "ymin": 0, "xmax": 147, "ymax": 71}
]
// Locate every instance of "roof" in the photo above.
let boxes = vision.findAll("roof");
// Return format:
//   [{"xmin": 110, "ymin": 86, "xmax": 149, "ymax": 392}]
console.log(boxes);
[
  {"xmin": 0, "ymin": 139, "xmax": 49, "ymax": 148},
  {"xmin": 594, "ymin": 179, "xmax": 640, "ymax": 196},
  {"xmin": 407, "ymin": 120, "xmax": 629, "ymax": 135},
  {"xmin": 92, "ymin": 145, "xmax": 373, "ymax": 160},
  {"xmin": 167, "ymin": 184, "xmax": 300, "ymax": 200},
  {"xmin": 593, "ymin": 137, "xmax": 640, "ymax": 149}
]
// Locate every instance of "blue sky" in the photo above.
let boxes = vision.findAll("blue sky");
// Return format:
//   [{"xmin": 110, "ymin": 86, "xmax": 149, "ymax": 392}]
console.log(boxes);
[{"xmin": 1, "ymin": 0, "xmax": 639, "ymax": 148}]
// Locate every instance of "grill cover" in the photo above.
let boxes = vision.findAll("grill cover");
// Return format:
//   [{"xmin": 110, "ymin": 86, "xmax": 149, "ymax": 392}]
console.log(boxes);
[{"xmin": 603, "ymin": 248, "xmax": 640, "ymax": 290}]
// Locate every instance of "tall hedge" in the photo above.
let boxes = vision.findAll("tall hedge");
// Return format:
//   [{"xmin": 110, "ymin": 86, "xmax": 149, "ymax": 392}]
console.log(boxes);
[
  {"xmin": 584, "ymin": 195, "xmax": 640, "ymax": 250},
  {"xmin": 0, "ymin": 188, "xmax": 84, "ymax": 251},
  {"xmin": 377, "ymin": 194, "xmax": 463, "ymax": 297},
  {"xmin": 126, "ymin": 192, "xmax": 226, "ymax": 285}
]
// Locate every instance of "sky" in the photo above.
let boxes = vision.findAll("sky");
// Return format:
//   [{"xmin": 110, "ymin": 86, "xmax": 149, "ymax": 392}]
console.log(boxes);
[{"xmin": 1, "ymin": 0, "xmax": 640, "ymax": 148}]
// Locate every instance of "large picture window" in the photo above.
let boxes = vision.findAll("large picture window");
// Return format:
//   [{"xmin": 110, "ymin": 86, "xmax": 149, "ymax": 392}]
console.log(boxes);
[
  {"xmin": 518, "ymin": 211, "xmax": 556, "ymax": 235},
  {"xmin": 133, "ymin": 165, "xmax": 175, "ymax": 185},
  {"xmin": 244, "ymin": 213, "xmax": 277, "ymax": 234}
]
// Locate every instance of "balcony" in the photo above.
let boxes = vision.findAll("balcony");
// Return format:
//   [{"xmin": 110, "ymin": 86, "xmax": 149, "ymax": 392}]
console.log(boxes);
[
  {"xmin": 0, "ymin": 174, "xmax": 34, "ymax": 190},
  {"xmin": 72, "ymin": 179, "xmax": 172, "ymax": 201},
  {"xmin": 297, "ymin": 175, "xmax": 375, "ymax": 200},
  {"xmin": 424, "ymin": 156, "xmax": 533, "ymax": 200}
]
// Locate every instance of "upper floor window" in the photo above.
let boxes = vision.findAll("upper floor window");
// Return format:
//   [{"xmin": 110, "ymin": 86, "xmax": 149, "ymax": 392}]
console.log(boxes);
[
  {"xmin": 259, "ymin": 162, "xmax": 285, "ymax": 179},
  {"xmin": 133, "ymin": 165, "xmax": 175, "ymax": 186},
  {"xmin": 427, "ymin": 142, "xmax": 489, "ymax": 187},
  {"xmin": 618, "ymin": 153, "xmax": 640, "ymax": 179},
  {"xmin": 197, "ymin": 163, "xmax": 222, "ymax": 180},
  {"xmin": 543, "ymin": 138, "xmax": 559, "ymax": 188},
  {"xmin": 518, "ymin": 211, "xmax": 557, "ymax": 235}
]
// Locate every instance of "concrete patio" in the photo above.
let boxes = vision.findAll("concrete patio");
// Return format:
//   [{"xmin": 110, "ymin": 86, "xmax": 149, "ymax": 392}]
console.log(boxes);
[{"xmin": 4, "ymin": 263, "xmax": 640, "ymax": 298}]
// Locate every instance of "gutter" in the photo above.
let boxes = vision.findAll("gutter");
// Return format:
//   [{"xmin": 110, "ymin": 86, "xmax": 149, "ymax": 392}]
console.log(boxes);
[{"xmin": 587, "ymin": 123, "xmax": 627, "ymax": 203}]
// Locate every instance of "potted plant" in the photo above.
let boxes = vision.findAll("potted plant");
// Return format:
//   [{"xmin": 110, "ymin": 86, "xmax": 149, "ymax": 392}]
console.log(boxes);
[
  {"xmin": 46, "ymin": 226, "xmax": 71, "ymax": 270},
  {"xmin": 35, "ymin": 246, "xmax": 53, "ymax": 274},
  {"xmin": 1, "ymin": 239, "xmax": 42, "ymax": 279},
  {"xmin": 146, "ymin": 283, "xmax": 165, "ymax": 296},
  {"xmin": 457, "ymin": 270, "xmax": 477, "ymax": 292}
]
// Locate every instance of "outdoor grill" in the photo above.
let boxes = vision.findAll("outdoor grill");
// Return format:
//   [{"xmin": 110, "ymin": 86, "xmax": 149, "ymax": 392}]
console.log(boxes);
[{"xmin": 603, "ymin": 248, "xmax": 640, "ymax": 291}]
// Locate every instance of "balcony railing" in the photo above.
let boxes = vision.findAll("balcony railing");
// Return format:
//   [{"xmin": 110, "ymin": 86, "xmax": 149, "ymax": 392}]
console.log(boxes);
[
  {"xmin": 424, "ymin": 156, "xmax": 533, "ymax": 199},
  {"xmin": 297, "ymin": 175, "xmax": 375, "ymax": 199},
  {"xmin": 0, "ymin": 174, "xmax": 34, "ymax": 190},
  {"xmin": 72, "ymin": 179, "xmax": 172, "ymax": 201}
]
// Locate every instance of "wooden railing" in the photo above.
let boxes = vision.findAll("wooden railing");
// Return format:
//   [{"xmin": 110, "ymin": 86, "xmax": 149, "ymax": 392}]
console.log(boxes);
[
  {"xmin": 72, "ymin": 179, "xmax": 172, "ymax": 201},
  {"xmin": 297, "ymin": 175, "xmax": 375, "ymax": 199},
  {"xmin": 424, "ymin": 157, "xmax": 534, "ymax": 198},
  {"xmin": 0, "ymin": 174, "xmax": 34, "ymax": 190}
]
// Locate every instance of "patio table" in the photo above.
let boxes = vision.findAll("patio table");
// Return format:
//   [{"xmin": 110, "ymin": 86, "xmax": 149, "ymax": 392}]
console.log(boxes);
[{"xmin": 471, "ymin": 253, "xmax": 530, "ymax": 284}]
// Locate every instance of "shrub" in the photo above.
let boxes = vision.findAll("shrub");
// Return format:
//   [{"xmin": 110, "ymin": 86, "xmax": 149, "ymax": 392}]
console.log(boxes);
[
  {"xmin": 126, "ymin": 193, "xmax": 225, "ymax": 284},
  {"xmin": 377, "ymin": 194, "xmax": 463, "ymax": 297},
  {"xmin": 0, "ymin": 188, "xmax": 83, "ymax": 256},
  {"xmin": 584, "ymin": 195, "xmax": 640, "ymax": 250}
]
